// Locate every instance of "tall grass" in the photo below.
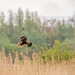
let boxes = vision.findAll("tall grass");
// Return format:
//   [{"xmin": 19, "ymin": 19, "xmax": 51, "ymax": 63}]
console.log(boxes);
[{"xmin": 0, "ymin": 48, "xmax": 75, "ymax": 75}]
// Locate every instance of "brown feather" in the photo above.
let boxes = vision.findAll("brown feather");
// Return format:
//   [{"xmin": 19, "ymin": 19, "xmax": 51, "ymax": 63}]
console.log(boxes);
[{"xmin": 17, "ymin": 42, "xmax": 24, "ymax": 47}]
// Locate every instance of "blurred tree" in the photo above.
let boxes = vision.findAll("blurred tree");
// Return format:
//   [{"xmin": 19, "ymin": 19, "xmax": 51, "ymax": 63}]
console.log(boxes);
[
  {"xmin": 0, "ymin": 12, "xmax": 5, "ymax": 34},
  {"xmin": 25, "ymin": 9, "xmax": 38, "ymax": 32},
  {"xmin": 8, "ymin": 10, "xmax": 14, "ymax": 34},
  {"xmin": 0, "ymin": 12, "xmax": 9, "ymax": 35},
  {"xmin": 25, "ymin": 8, "xmax": 31, "ymax": 20},
  {"xmin": 15, "ymin": 8, "xmax": 24, "ymax": 30},
  {"xmin": 57, "ymin": 24, "xmax": 75, "ymax": 41}
]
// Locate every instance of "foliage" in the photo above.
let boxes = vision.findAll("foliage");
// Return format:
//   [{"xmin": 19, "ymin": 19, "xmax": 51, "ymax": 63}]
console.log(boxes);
[
  {"xmin": 64, "ymin": 38, "xmax": 75, "ymax": 50},
  {"xmin": 0, "ymin": 8, "xmax": 75, "ymax": 58},
  {"xmin": 57, "ymin": 24, "xmax": 75, "ymax": 41},
  {"xmin": 49, "ymin": 24, "xmax": 75, "ymax": 46},
  {"xmin": 0, "ymin": 34, "xmax": 10, "ymax": 49},
  {"xmin": 39, "ymin": 40, "xmax": 75, "ymax": 62}
]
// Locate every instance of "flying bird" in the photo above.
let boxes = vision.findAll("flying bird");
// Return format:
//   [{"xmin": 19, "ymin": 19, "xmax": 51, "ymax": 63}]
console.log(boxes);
[
  {"xmin": 17, "ymin": 36, "xmax": 32, "ymax": 47},
  {"xmin": 21, "ymin": 28, "xmax": 25, "ymax": 31}
]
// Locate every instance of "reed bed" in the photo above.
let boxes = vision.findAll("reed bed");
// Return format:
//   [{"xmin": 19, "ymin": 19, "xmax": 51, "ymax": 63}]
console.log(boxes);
[{"xmin": 0, "ymin": 48, "xmax": 75, "ymax": 75}]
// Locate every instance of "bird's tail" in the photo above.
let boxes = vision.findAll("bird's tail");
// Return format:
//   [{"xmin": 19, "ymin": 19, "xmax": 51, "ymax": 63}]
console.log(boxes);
[{"xmin": 17, "ymin": 42, "xmax": 24, "ymax": 47}]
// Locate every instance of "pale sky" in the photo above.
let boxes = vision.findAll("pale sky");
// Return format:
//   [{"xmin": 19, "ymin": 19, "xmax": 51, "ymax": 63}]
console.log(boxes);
[{"xmin": 0, "ymin": 0, "xmax": 75, "ymax": 17}]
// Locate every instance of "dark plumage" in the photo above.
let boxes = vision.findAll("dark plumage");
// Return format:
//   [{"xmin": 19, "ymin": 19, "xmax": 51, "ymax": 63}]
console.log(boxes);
[
  {"xmin": 21, "ymin": 28, "xmax": 25, "ymax": 31},
  {"xmin": 17, "ymin": 36, "xmax": 32, "ymax": 47}
]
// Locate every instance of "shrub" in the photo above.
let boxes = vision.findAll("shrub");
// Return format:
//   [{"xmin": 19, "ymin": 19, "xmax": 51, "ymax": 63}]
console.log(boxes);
[{"xmin": 39, "ymin": 40, "xmax": 75, "ymax": 62}]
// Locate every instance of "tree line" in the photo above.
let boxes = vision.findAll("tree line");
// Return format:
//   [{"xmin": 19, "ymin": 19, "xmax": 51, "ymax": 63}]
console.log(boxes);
[{"xmin": 0, "ymin": 8, "xmax": 75, "ymax": 57}]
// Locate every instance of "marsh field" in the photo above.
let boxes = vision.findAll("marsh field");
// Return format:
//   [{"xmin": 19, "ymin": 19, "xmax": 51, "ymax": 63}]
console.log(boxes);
[
  {"xmin": 0, "ymin": 8, "xmax": 75, "ymax": 75},
  {"xmin": 0, "ymin": 48, "xmax": 75, "ymax": 75}
]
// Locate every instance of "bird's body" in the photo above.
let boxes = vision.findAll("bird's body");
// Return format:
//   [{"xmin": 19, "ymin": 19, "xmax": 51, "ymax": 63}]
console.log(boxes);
[{"xmin": 17, "ymin": 36, "xmax": 32, "ymax": 47}]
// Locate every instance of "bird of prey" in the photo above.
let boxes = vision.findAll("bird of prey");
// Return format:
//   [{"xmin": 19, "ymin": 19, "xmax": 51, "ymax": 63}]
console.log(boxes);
[{"xmin": 17, "ymin": 36, "xmax": 32, "ymax": 47}]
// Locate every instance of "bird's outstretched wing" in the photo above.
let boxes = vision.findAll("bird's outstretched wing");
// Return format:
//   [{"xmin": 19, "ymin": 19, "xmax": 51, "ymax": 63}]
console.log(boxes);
[
  {"xmin": 20, "ymin": 36, "xmax": 27, "ymax": 44},
  {"xmin": 26, "ymin": 41, "xmax": 32, "ymax": 47},
  {"xmin": 17, "ymin": 42, "xmax": 24, "ymax": 47}
]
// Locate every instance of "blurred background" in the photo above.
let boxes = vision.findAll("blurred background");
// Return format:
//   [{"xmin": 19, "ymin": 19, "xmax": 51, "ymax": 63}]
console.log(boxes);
[{"xmin": 0, "ymin": 0, "xmax": 75, "ymax": 58}]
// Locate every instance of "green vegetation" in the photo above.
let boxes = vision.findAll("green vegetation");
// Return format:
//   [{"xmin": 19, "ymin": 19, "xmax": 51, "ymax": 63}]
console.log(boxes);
[
  {"xmin": 39, "ymin": 40, "xmax": 75, "ymax": 62},
  {"xmin": 0, "ymin": 8, "xmax": 75, "ymax": 60}
]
